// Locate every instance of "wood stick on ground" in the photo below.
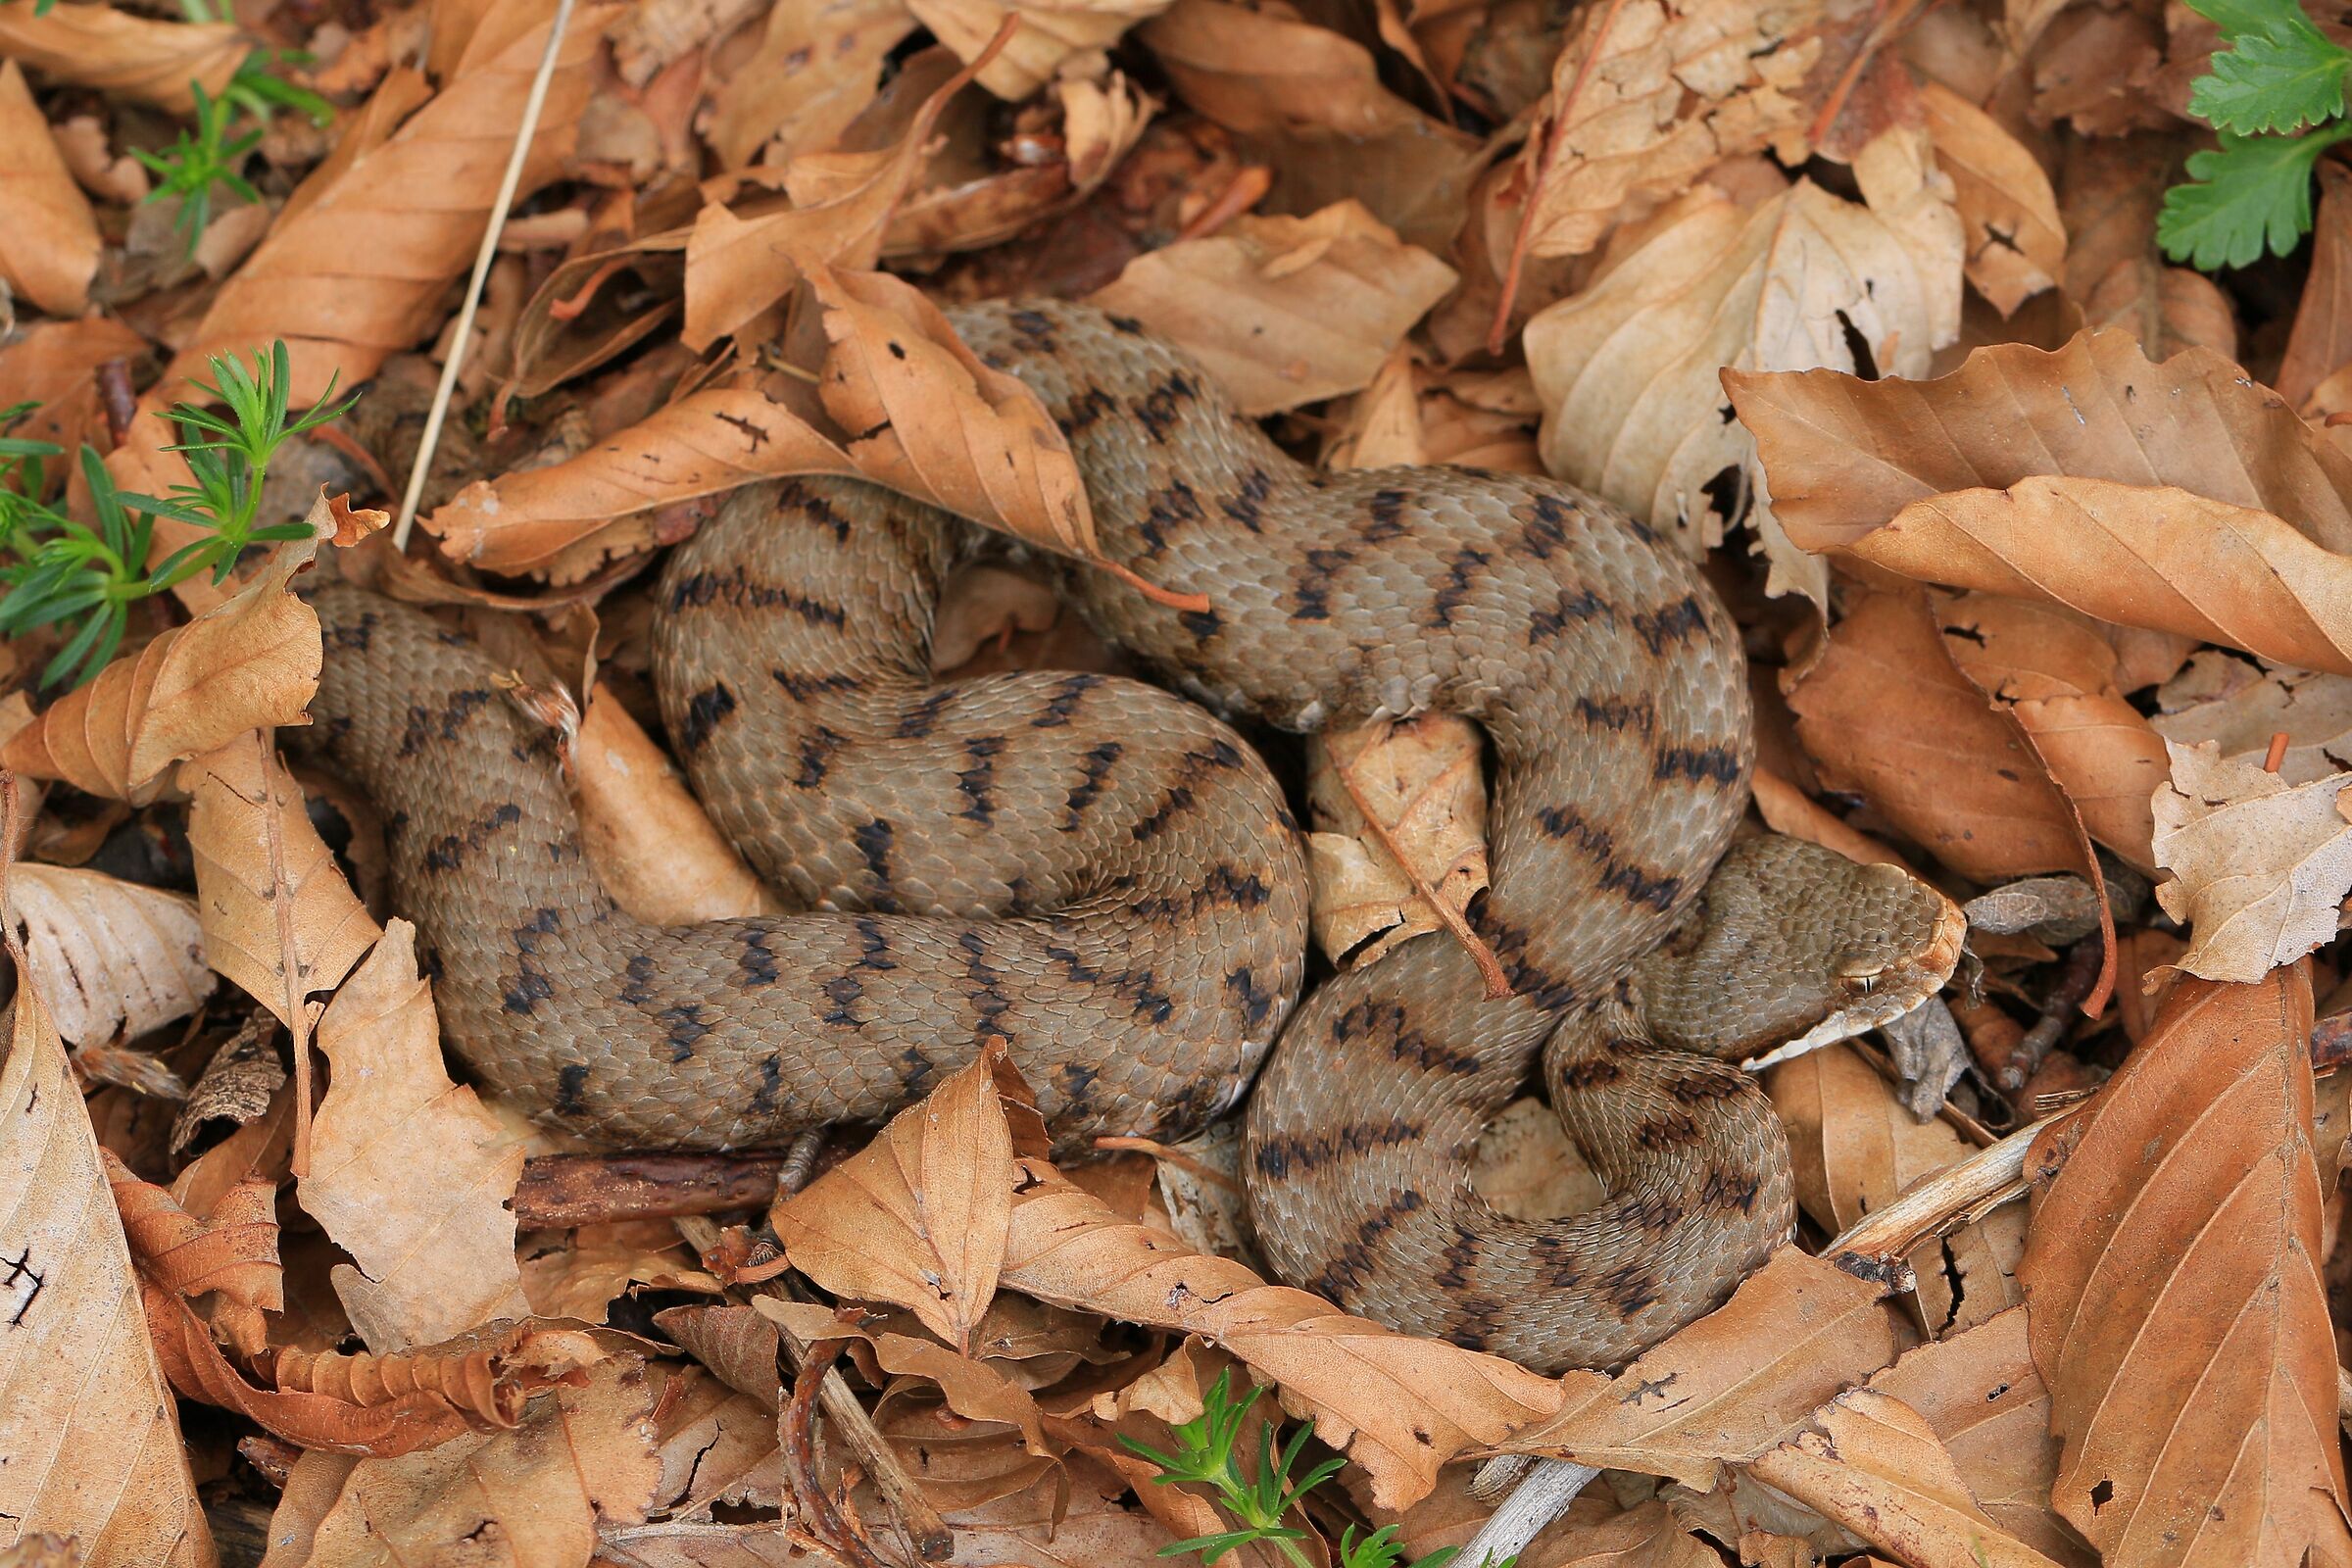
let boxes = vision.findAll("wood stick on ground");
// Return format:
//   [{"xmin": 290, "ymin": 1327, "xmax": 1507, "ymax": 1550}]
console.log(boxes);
[{"xmin": 514, "ymin": 1151, "xmax": 789, "ymax": 1228}]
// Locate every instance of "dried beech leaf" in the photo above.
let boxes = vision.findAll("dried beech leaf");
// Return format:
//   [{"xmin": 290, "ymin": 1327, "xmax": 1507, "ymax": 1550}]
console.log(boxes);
[
  {"xmin": 9, "ymin": 863, "xmax": 213, "ymax": 1048},
  {"xmin": 1743, "ymin": 1388, "xmax": 2068, "ymax": 1568},
  {"xmin": 2149, "ymin": 741, "xmax": 2352, "ymax": 983},
  {"xmin": 771, "ymin": 1044, "xmax": 1016, "ymax": 1353},
  {"xmin": 1916, "ymin": 80, "xmax": 2064, "ymax": 316},
  {"xmin": 0, "ymin": 3, "xmax": 240, "ymax": 111},
  {"xmin": 177, "ymin": 732, "xmax": 380, "ymax": 1027},
  {"xmin": 1001, "ymin": 1160, "xmax": 1562, "ymax": 1508},
  {"xmin": 573, "ymin": 688, "xmax": 781, "ymax": 923},
  {"xmin": 2020, "ymin": 968, "xmax": 2352, "ymax": 1566},
  {"xmin": 1303, "ymin": 712, "xmax": 1488, "ymax": 969},
  {"xmin": 911, "ymin": 0, "xmax": 1168, "ymax": 98},
  {"xmin": 0, "ymin": 318, "xmax": 147, "ymax": 461},
  {"xmin": 1788, "ymin": 589, "xmax": 2100, "ymax": 885},
  {"xmin": 0, "ymin": 994, "xmax": 214, "ymax": 1567},
  {"xmin": 2153, "ymin": 661, "xmax": 2352, "ymax": 786},
  {"xmin": 0, "ymin": 61, "xmax": 97, "ymax": 318},
  {"xmin": 2, "ymin": 490, "xmax": 384, "ymax": 801},
  {"xmin": 703, "ymin": 0, "xmax": 914, "ymax": 169},
  {"xmin": 1933, "ymin": 592, "xmax": 2169, "ymax": 871},
  {"xmin": 516, "ymin": 1219, "xmax": 722, "ymax": 1321},
  {"xmin": 1087, "ymin": 200, "xmax": 1459, "ymax": 415},
  {"xmin": 1501, "ymin": 1249, "xmax": 1896, "ymax": 1490},
  {"xmin": 304, "ymin": 920, "xmax": 528, "ymax": 1353},
  {"xmin": 268, "ymin": 1320, "xmax": 611, "ymax": 1430},
  {"xmin": 1526, "ymin": 151, "xmax": 1959, "ymax": 595},
  {"xmin": 104, "ymin": 1154, "xmax": 280, "ymax": 1311},
  {"xmin": 758, "ymin": 1298, "xmax": 1054, "ymax": 1452}
]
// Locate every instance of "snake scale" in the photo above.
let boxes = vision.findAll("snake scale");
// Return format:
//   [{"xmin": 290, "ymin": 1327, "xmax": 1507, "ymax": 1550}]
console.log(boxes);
[{"xmin": 298, "ymin": 299, "xmax": 1959, "ymax": 1372}]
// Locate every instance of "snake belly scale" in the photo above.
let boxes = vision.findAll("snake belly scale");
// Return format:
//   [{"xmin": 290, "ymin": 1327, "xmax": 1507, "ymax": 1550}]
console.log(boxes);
[{"xmin": 302, "ymin": 299, "xmax": 1870, "ymax": 1373}]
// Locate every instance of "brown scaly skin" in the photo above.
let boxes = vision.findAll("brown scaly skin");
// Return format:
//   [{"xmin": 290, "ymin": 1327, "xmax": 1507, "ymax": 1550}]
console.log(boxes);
[{"xmin": 301, "ymin": 299, "xmax": 1958, "ymax": 1373}]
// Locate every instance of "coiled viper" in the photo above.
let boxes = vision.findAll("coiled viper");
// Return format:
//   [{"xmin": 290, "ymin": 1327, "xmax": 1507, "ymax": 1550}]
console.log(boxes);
[{"xmin": 299, "ymin": 299, "xmax": 1958, "ymax": 1372}]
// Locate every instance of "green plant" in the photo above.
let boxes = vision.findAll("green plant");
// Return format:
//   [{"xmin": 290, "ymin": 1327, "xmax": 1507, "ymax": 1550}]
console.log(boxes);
[
  {"xmin": 0, "ymin": 343, "xmax": 358, "ymax": 687},
  {"xmin": 1118, "ymin": 1370, "xmax": 1514, "ymax": 1568},
  {"xmin": 2161, "ymin": 0, "xmax": 2352, "ymax": 268},
  {"xmin": 134, "ymin": 81, "xmax": 262, "ymax": 253}
]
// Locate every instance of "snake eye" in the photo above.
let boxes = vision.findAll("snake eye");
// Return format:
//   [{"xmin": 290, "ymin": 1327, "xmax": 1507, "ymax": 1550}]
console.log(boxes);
[{"xmin": 1835, "ymin": 955, "xmax": 1884, "ymax": 996}]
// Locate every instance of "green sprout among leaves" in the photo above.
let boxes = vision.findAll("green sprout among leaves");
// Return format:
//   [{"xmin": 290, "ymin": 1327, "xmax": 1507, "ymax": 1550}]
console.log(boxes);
[
  {"xmin": 1118, "ymin": 1370, "xmax": 1514, "ymax": 1568},
  {"xmin": 0, "ymin": 343, "xmax": 359, "ymax": 688},
  {"xmin": 133, "ymin": 81, "xmax": 262, "ymax": 254},
  {"xmin": 2160, "ymin": 0, "xmax": 2352, "ymax": 268}
]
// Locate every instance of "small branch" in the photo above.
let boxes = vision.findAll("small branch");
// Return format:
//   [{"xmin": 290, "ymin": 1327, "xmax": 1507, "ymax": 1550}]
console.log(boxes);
[
  {"xmin": 784, "ymin": 1337, "xmax": 894, "ymax": 1568},
  {"xmin": 392, "ymin": 0, "xmax": 578, "ymax": 551},
  {"xmin": 514, "ymin": 1152, "xmax": 789, "ymax": 1228},
  {"xmin": 96, "ymin": 358, "xmax": 137, "ymax": 445},
  {"xmin": 1093, "ymin": 1134, "xmax": 1245, "ymax": 1194},
  {"xmin": 1458, "ymin": 1459, "xmax": 1599, "ymax": 1567},
  {"xmin": 1994, "ymin": 935, "xmax": 2104, "ymax": 1094},
  {"xmin": 1330, "ymin": 736, "xmax": 1511, "ymax": 999},
  {"xmin": 1824, "ymin": 1101, "xmax": 2087, "ymax": 1262}
]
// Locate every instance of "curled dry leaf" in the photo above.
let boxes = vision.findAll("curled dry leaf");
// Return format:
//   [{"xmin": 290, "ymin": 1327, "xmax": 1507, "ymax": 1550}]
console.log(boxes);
[
  {"xmin": 770, "ymin": 1044, "xmax": 1020, "ymax": 1354},
  {"xmin": 573, "ymin": 687, "xmax": 780, "ymax": 924},
  {"xmin": 1303, "ymin": 711, "xmax": 1490, "ymax": 972},
  {"xmin": 1743, "ymin": 1388, "xmax": 2068, "ymax": 1568},
  {"xmin": 104, "ymin": 1153, "xmax": 280, "ymax": 1313},
  {"xmin": 2149, "ymin": 741, "xmax": 2352, "ymax": 983},
  {"xmin": 911, "ymin": 0, "xmax": 1168, "ymax": 99},
  {"xmin": 267, "ymin": 1321, "xmax": 612, "ymax": 1432},
  {"xmin": 1087, "ymin": 200, "xmax": 1459, "ymax": 416},
  {"xmin": 1526, "ymin": 148, "xmax": 1960, "ymax": 598},
  {"xmin": 2, "ymin": 489, "xmax": 387, "ymax": 802},
  {"xmin": 304, "ymin": 920, "xmax": 529, "ymax": 1353},
  {"xmin": 758, "ymin": 1297, "xmax": 1054, "ymax": 1454},
  {"xmin": 2278, "ymin": 162, "xmax": 2352, "ymax": 415},
  {"xmin": 2019, "ymin": 968, "xmax": 2352, "ymax": 1566},
  {"xmin": 516, "ymin": 1220, "xmax": 722, "ymax": 1322},
  {"xmin": 9, "ymin": 863, "xmax": 212, "ymax": 1048},
  {"xmin": 1501, "ymin": 1249, "xmax": 1896, "ymax": 1489},
  {"xmin": 1916, "ymin": 79, "xmax": 2064, "ymax": 316},
  {"xmin": 0, "ymin": 992, "xmax": 214, "ymax": 1568},
  {"xmin": 176, "ymin": 731, "xmax": 380, "ymax": 1029},
  {"xmin": 2154, "ymin": 658, "xmax": 2352, "ymax": 786},
  {"xmin": 0, "ymin": 3, "xmax": 240, "ymax": 112},
  {"xmin": 0, "ymin": 61, "xmax": 97, "ymax": 318}
]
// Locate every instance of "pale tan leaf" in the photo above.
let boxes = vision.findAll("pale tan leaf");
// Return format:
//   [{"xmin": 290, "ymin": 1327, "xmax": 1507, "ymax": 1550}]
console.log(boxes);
[
  {"xmin": 0, "ymin": 3, "xmax": 239, "ymax": 112},
  {"xmin": 9, "ymin": 863, "xmax": 212, "ymax": 1048},
  {"xmin": 0, "ymin": 993, "xmax": 215, "ymax": 1568},
  {"xmin": 1916, "ymin": 80, "xmax": 2064, "ymax": 316},
  {"xmin": 1087, "ymin": 200, "xmax": 1459, "ymax": 415},
  {"xmin": 1744, "ymin": 1389, "xmax": 2067, "ymax": 1568},
  {"xmin": 2153, "ymin": 658, "xmax": 2352, "ymax": 786},
  {"xmin": 517, "ymin": 1220, "xmax": 721, "ymax": 1322},
  {"xmin": 2082, "ymin": 258, "xmax": 2237, "ymax": 363},
  {"xmin": 2150, "ymin": 740, "xmax": 2352, "ymax": 983},
  {"xmin": 1501, "ymin": 1249, "xmax": 1897, "ymax": 1490},
  {"xmin": 703, "ymin": 0, "xmax": 913, "ymax": 169},
  {"xmin": 1303, "ymin": 712, "xmax": 1489, "ymax": 969},
  {"xmin": 771, "ymin": 1045, "xmax": 1015, "ymax": 1353},
  {"xmin": 910, "ymin": 0, "xmax": 1170, "ymax": 98},
  {"xmin": 0, "ymin": 60, "xmax": 97, "ymax": 318},
  {"xmin": 2020, "ymin": 968, "xmax": 2352, "ymax": 1567},
  {"xmin": 303, "ymin": 920, "xmax": 528, "ymax": 1352},
  {"xmin": 572, "ymin": 687, "xmax": 781, "ymax": 923},
  {"xmin": 1526, "ymin": 151, "xmax": 1959, "ymax": 591},
  {"xmin": 177, "ymin": 731, "xmax": 380, "ymax": 1027}
]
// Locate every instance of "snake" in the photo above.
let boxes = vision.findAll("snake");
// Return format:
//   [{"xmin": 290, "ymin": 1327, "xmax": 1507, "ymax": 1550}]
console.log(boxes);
[{"xmin": 296, "ymin": 299, "xmax": 1962, "ymax": 1373}]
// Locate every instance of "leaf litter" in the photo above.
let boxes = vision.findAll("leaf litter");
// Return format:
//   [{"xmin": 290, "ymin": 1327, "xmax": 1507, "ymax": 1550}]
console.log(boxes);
[{"xmin": 0, "ymin": 1, "xmax": 2351, "ymax": 1566}]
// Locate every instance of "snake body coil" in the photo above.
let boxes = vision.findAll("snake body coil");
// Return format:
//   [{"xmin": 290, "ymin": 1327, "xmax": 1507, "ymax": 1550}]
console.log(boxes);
[{"xmin": 299, "ymin": 300, "xmax": 1922, "ymax": 1371}]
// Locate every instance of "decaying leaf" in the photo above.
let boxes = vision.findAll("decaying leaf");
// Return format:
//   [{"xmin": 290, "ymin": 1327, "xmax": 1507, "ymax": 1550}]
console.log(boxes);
[
  {"xmin": 0, "ymin": 2, "xmax": 240, "ymax": 112},
  {"xmin": 0, "ymin": 61, "xmax": 96, "ymax": 318},
  {"xmin": 0, "ymin": 992, "xmax": 215, "ymax": 1568},
  {"xmin": 1304, "ymin": 712, "xmax": 1489, "ymax": 971},
  {"xmin": 104, "ymin": 1153, "xmax": 280, "ymax": 1317},
  {"xmin": 304, "ymin": 921, "xmax": 529, "ymax": 1352},
  {"xmin": 2020, "ymin": 968, "xmax": 2352, "ymax": 1567},
  {"xmin": 8, "ymin": 863, "xmax": 212, "ymax": 1049},
  {"xmin": 2153, "ymin": 657, "xmax": 2352, "ymax": 787},
  {"xmin": 771, "ymin": 1044, "xmax": 1019, "ymax": 1354},
  {"xmin": 702, "ymin": 0, "xmax": 914, "ymax": 169},
  {"xmin": 2150, "ymin": 741, "xmax": 2352, "ymax": 983},
  {"xmin": 1088, "ymin": 200, "xmax": 1460, "ymax": 415},
  {"xmin": 1916, "ymin": 79, "xmax": 2064, "ymax": 316}
]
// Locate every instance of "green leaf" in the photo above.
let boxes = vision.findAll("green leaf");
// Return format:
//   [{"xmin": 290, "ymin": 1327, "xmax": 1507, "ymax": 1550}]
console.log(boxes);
[
  {"xmin": 2192, "ymin": 21, "xmax": 2352, "ymax": 132},
  {"xmin": 2159, "ymin": 125, "xmax": 2352, "ymax": 268}
]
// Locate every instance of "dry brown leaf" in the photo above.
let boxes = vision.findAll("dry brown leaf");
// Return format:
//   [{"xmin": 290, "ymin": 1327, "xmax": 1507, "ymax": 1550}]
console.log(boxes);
[
  {"xmin": 2020, "ymin": 968, "xmax": 2352, "ymax": 1566},
  {"xmin": 1086, "ymin": 200, "xmax": 1459, "ymax": 416},
  {"xmin": 9, "ymin": 863, "xmax": 212, "ymax": 1048},
  {"xmin": 0, "ymin": 60, "xmax": 97, "ymax": 318},
  {"xmin": 1500, "ymin": 1249, "xmax": 1897, "ymax": 1488},
  {"xmin": 2279, "ymin": 162, "xmax": 2352, "ymax": 413},
  {"xmin": 2149, "ymin": 741, "xmax": 2352, "ymax": 983},
  {"xmin": 911, "ymin": 0, "xmax": 1167, "ymax": 98},
  {"xmin": 303, "ymin": 920, "xmax": 528, "ymax": 1352},
  {"xmin": 771, "ymin": 1045, "xmax": 1017, "ymax": 1353},
  {"xmin": 1916, "ymin": 80, "xmax": 2064, "ymax": 316},
  {"xmin": 1867, "ymin": 1308, "xmax": 2088, "ymax": 1566},
  {"xmin": 0, "ymin": 3, "xmax": 239, "ymax": 112},
  {"xmin": 573, "ymin": 687, "xmax": 780, "ymax": 923},
  {"xmin": 0, "ymin": 993, "xmax": 215, "ymax": 1568},
  {"xmin": 2082, "ymin": 258, "xmax": 2237, "ymax": 363},
  {"xmin": 271, "ymin": 1350, "xmax": 661, "ymax": 1565},
  {"xmin": 759, "ymin": 1298, "xmax": 1054, "ymax": 1453},
  {"xmin": 0, "ymin": 318, "xmax": 146, "ymax": 461},
  {"xmin": 2, "ymin": 489, "xmax": 385, "ymax": 802},
  {"xmin": 517, "ymin": 1220, "xmax": 722, "ymax": 1321},
  {"xmin": 104, "ymin": 1154, "xmax": 279, "ymax": 1315},
  {"xmin": 2153, "ymin": 659, "xmax": 2352, "ymax": 786},
  {"xmin": 1001, "ymin": 1159, "xmax": 1562, "ymax": 1507},
  {"xmin": 1526, "ymin": 149, "xmax": 1959, "ymax": 598},
  {"xmin": 1744, "ymin": 1388, "xmax": 2067, "ymax": 1568},
  {"xmin": 1933, "ymin": 592, "xmax": 2169, "ymax": 870},
  {"xmin": 1787, "ymin": 588, "xmax": 2100, "ymax": 885},
  {"xmin": 177, "ymin": 731, "xmax": 380, "ymax": 1028},
  {"xmin": 1504, "ymin": 0, "xmax": 1823, "ymax": 261},
  {"xmin": 1303, "ymin": 712, "xmax": 1489, "ymax": 971},
  {"xmin": 703, "ymin": 0, "xmax": 914, "ymax": 169}
]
